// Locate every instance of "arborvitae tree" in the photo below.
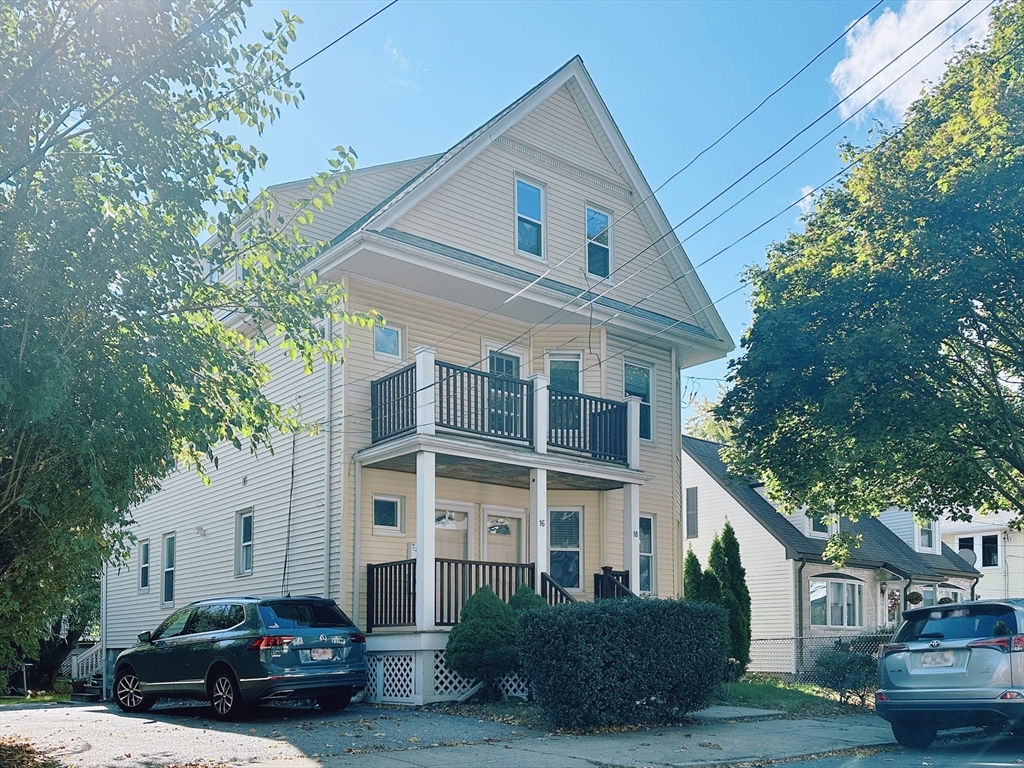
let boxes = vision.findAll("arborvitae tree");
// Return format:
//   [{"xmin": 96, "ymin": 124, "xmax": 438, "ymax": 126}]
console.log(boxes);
[
  {"xmin": 709, "ymin": 523, "xmax": 751, "ymax": 673},
  {"xmin": 445, "ymin": 586, "xmax": 518, "ymax": 699},
  {"xmin": 683, "ymin": 548, "xmax": 704, "ymax": 600},
  {"xmin": 698, "ymin": 568, "xmax": 722, "ymax": 605}
]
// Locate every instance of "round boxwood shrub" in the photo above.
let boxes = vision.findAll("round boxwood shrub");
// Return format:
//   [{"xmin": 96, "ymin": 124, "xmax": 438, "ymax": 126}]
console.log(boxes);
[
  {"xmin": 445, "ymin": 585, "xmax": 518, "ymax": 698},
  {"xmin": 519, "ymin": 598, "xmax": 729, "ymax": 729}
]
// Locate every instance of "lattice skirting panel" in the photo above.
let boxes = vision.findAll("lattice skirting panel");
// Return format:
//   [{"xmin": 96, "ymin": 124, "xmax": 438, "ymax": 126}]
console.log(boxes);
[
  {"xmin": 365, "ymin": 649, "xmax": 532, "ymax": 705},
  {"xmin": 433, "ymin": 650, "xmax": 474, "ymax": 697}
]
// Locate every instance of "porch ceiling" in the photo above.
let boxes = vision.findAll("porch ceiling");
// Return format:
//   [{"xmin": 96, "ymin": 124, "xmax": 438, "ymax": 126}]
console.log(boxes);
[{"xmin": 366, "ymin": 452, "xmax": 625, "ymax": 491}]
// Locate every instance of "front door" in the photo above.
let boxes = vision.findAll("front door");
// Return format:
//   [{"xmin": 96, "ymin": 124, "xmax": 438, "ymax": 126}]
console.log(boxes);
[
  {"xmin": 488, "ymin": 352, "xmax": 522, "ymax": 437},
  {"xmin": 485, "ymin": 513, "xmax": 522, "ymax": 564},
  {"xmin": 435, "ymin": 509, "xmax": 469, "ymax": 560}
]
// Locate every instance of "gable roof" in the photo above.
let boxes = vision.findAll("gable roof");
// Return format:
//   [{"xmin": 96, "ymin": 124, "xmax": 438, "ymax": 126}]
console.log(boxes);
[
  {"xmin": 681, "ymin": 436, "xmax": 978, "ymax": 580},
  {"xmin": 310, "ymin": 56, "xmax": 733, "ymax": 350}
]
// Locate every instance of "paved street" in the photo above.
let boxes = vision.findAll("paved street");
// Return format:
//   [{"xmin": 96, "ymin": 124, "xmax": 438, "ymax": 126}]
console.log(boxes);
[{"xmin": 789, "ymin": 731, "xmax": 1023, "ymax": 768}]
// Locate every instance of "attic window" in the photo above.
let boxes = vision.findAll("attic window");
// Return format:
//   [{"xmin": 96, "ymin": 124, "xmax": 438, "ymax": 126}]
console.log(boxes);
[
  {"xmin": 586, "ymin": 206, "xmax": 611, "ymax": 277},
  {"xmin": 516, "ymin": 179, "xmax": 543, "ymax": 258}
]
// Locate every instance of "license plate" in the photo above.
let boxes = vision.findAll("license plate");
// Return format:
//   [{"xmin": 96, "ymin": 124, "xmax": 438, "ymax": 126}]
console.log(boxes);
[
  {"xmin": 922, "ymin": 650, "xmax": 954, "ymax": 667},
  {"xmin": 301, "ymin": 647, "xmax": 334, "ymax": 662}
]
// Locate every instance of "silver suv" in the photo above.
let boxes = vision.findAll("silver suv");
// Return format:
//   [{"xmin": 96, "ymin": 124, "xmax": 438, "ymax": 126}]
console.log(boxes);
[{"xmin": 876, "ymin": 598, "xmax": 1024, "ymax": 748}]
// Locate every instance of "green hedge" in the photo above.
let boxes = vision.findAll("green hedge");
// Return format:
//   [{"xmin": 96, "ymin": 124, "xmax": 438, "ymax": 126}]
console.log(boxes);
[
  {"xmin": 812, "ymin": 650, "xmax": 877, "ymax": 705},
  {"xmin": 520, "ymin": 598, "xmax": 728, "ymax": 729}
]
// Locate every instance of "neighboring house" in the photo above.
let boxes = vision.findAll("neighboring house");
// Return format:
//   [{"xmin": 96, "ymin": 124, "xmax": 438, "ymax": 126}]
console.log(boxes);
[
  {"xmin": 942, "ymin": 511, "xmax": 1024, "ymax": 600},
  {"xmin": 680, "ymin": 436, "xmax": 978, "ymax": 674},
  {"xmin": 101, "ymin": 57, "xmax": 735, "ymax": 704}
]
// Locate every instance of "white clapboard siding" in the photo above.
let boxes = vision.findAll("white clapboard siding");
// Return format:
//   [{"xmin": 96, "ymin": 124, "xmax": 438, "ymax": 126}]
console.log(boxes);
[{"xmin": 681, "ymin": 450, "xmax": 795, "ymax": 640}]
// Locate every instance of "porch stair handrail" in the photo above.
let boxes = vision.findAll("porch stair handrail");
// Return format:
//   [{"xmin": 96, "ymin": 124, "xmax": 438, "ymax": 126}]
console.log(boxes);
[
  {"xmin": 70, "ymin": 642, "xmax": 103, "ymax": 681},
  {"xmin": 540, "ymin": 572, "xmax": 577, "ymax": 606},
  {"xmin": 594, "ymin": 565, "xmax": 638, "ymax": 599}
]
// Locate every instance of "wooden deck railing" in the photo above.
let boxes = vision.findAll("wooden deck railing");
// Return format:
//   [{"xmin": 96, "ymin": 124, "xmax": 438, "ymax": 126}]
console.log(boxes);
[
  {"xmin": 435, "ymin": 559, "xmax": 535, "ymax": 625},
  {"xmin": 547, "ymin": 388, "xmax": 628, "ymax": 464},
  {"xmin": 540, "ymin": 571, "xmax": 577, "ymax": 606},
  {"xmin": 594, "ymin": 566, "xmax": 637, "ymax": 599},
  {"xmin": 365, "ymin": 559, "xmax": 416, "ymax": 632},
  {"xmin": 370, "ymin": 364, "xmax": 416, "ymax": 443},
  {"xmin": 435, "ymin": 361, "xmax": 533, "ymax": 444}
]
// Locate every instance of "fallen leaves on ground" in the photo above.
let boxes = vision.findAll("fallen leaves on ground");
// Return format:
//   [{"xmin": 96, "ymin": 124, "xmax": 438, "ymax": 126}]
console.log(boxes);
[{"xmin": 0, "ymin": 737, "xmax": 62, "ymax": 768}]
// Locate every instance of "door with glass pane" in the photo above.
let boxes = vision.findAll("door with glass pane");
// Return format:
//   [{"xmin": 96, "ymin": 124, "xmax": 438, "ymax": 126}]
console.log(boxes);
[
  {"xmin": 548, "ymin": 356, "xmax": 581, "ymax": 436},
  {"xmin": 487, "ymin": 352, "xmax": 522, "ymax": 437},
  {"xmin": 549, "ymin": 509, "xmax": 581, "ymax": 590},
  {"xmin": 485, "ymin": 513, "xmax": 522, "ymax": 564},
  {"xmin": 435, "ymin": 509, "xmax": 469, "ymax": 560}
]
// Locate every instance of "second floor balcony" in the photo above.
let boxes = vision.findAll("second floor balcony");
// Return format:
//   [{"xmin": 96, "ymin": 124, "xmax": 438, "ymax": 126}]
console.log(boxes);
[{"xmin": 370, "ymin": 347, "xmax": 639, "ymax": 467}]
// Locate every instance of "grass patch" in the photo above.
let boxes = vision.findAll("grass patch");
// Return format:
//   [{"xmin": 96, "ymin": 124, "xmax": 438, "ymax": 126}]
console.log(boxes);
[
  {"xmin": 436, "ymin": 699, "xmax": 545, "ymax": 729},
  {"xmin": 0, "ymin": 736, "xmax": 62, "ymax": 768},
  {"xmin": 0, "ymin": 692, "xmax": 71, "ymax": 706},
  {"xmin": 719, "ymin": 675, "xmax": 870, "ymax": 717}
]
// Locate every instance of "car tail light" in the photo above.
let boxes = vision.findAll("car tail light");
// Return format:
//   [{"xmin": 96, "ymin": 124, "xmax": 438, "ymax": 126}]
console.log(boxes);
[
  {"xmin": 875, "ymin": 691, "xmax": 887, "ymax": 701},
  {"xmin": 966, "ymin": 635, "xmax": 1024, "ymax": 652},
  {"xmin": 880, "ymin": 643, "xmax": 908, "ymax": 658},
  {"xmin": 1000, "ymin": 690, "xmax": 1024, "ymax": 699},
  {"xmin": 249, "ymin": 635, "xmax": 294, "ymax": 650},
  {"xmin": 351, "ymin": 633, "xmax": 366, "ymax": 644}
]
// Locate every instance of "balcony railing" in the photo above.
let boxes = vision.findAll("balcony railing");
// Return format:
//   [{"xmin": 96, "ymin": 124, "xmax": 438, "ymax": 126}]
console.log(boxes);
[
  {"xmin": 370, "ymin": 357, "xmax": 631, "ymax": 464},
  {"xmin": 365, "ymin": 559, "xmax": 416, "ymax": 632},
  {"xmin": 435, "ymin": 559, "xmax": 535, "ymax": 625},
  {"xmin": 435, "ymin": 361, "xmax": 533, "ymax": 444},
  {"xmin": 547, "ymin": 388, "xmax": 628, "ymax": 464}
]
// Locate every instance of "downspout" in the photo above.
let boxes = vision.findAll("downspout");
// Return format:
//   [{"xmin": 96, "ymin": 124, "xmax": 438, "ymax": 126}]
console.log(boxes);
[
  {"xmin": 795, "ymin": 558, "xmax": 806, "ymax": 638},
  {"xmin": 971, "ymin": 575, "xmax": 979, "ymax": 601},
  {"xmin": 352, "ymin": 457, "xmax": 362, "ymax": 624},
  {"xmin": 323, "ymin": 317, "xmax": 333, "ymax": 598}
]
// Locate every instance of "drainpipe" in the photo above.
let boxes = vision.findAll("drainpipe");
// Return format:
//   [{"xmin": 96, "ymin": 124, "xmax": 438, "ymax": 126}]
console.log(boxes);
[
  {"xmin": 971, "ymin": 575, "xmax": 979, "ymax": 601},
  {"xmin": 323, "ymin": 317, "xmax": 333, "ymax": 598},
  {"xmin": 795, "ymin": 559, "xmax": 806, "ymax": 638}
]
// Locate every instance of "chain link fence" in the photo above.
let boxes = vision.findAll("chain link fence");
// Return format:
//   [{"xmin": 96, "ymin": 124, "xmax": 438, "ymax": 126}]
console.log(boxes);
[{"xmin": 749, "ymin": 634, "xmax": 893, "ymax": 685}]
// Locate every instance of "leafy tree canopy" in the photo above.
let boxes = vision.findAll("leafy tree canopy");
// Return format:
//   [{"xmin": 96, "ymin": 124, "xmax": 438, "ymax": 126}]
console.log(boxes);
[
  {"xmin": 0, "ymin": 0, "xmax": 376, "ymax": 661},
  {"xmin": 683, "ymin": 384, "xmax": 735, "ymax": 445},
  {"xmin": 720, "ymin": 2, "xmax": 1024, "ymax": 539}
]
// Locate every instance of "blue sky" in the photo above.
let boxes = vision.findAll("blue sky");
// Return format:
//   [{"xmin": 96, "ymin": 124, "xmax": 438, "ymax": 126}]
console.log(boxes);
[{"xmin": 239, "ymin": 0, "xmax": 992, "ymax": 413}]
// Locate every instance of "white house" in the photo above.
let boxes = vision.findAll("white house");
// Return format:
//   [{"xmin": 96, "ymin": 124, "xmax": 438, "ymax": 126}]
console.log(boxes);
[
  {"xmin": 680, "ymin": 436, "xmax": 978, "ymax": 675},
  {"xmin": 100, "ymin": 57, "xmax": 735, "ymax": 704},
  {"xmin": 942, "ymin": 511, "xmax": 1024, "ymax": 600}
]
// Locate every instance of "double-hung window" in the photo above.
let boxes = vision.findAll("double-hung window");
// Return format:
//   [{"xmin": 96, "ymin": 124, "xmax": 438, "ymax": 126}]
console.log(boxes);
[
  {"xmin": 919, "ymin": 522, "xmax": 935, "ymax": 550},
  {"xmin": 586, "ymin": 206, "xmax": 611, "ymax": 278},
  {"xmin": 138, "ymin": 540, "xmax": 150, "ymax": 592},
  {"xmin": 236, "ymin": 509, "xmax": 253, "ymax": 576},
  {"xmin": 638, "ymin": 516, "xmax": 654, "ymax": 594},
  {"xmin": 982, "ymin": 534, "xmax": 999, "ymax": 567},
  {"xmin": 162, "ymin": 533, "xmax": 176, "ymax": 604},
  {"xmin": 549, "ymin": 509, "xmax": 581, "ymax": 590},
  {"xmin": 516, "ymin": 179, "xmax": 543, "ymax": 258},
  {"xmin": 810, "ymin": 578, "xmax": 864, "ymax": 627},
  {"xmin": 624, "ymin": 362, "xmax": 652, "ymax": 440}
]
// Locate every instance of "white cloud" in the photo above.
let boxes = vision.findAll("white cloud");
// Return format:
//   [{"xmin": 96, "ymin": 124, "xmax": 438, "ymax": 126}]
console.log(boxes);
[
  {"xmin": 383, "ymin": 38, "xmax": 410, "ymax": 70},
  {"xmin": 830, "ymin": 0, "xmax": 991, "ymax": 122},
  {"xmin": 797, "ymin": 185, "xmax": 816, "ymax": 216}
]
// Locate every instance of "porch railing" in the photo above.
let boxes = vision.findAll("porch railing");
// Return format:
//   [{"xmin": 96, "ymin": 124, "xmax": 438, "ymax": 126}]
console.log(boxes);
[
  {"xmin": 435, "ymin": 559, "xmax": 535, "ymax": 625},
  {"xmin": 540, "ymin": 571, "xmax": 577, "ymax": 606},
  {"xmin": 594, "ymin": 566, "xmax": 637, "ymax": 599},
  {"xmin": 547, "ymin": 388, "xmax": 628, "ymax": 464},
  {"xmin": 370, "ymin": 364, "xmax": 417, "ymax": 443},
  {"xmin": 366, "ymin": 558, "xmax": 416, "ymax": 632},
  {"xmin": 435, "ymin": 361, "xmax": 533, "ymax": 444}
]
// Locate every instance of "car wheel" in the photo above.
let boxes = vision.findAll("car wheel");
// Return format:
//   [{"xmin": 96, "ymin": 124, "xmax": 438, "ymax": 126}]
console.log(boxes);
[
  {"xmin": 316, "ymin": 689, "xmax": 352, "ymax": 712},
  {"xmin": 208, "ymin": 669, "xmax": 245, "ymax": 720},
  {"xmin": 891, "ymin": 720, "xmax": 937, "ymax": 749},
  {"xmin": 113, "ymin": 669, "xmax": 156, "ymax": 713}
]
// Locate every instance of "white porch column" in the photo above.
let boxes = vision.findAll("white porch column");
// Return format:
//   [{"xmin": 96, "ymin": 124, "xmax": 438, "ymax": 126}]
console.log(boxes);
[
  {"xmin": 415, "ymin": 345, "xmax": 436, "ymax": 436},
  {"xmin": 530, "ymin": 468, "xmax": 549, "ymax": 576},
  {"xmin": 415, "ymin": 450, "xmax": 436, "ymax": 631},
  {"xmin": 625, "ymin": 395, "xmax": 641, "ymax": 470},
  {"xmin": 623, "ymin": 482, "xmax": 641, "ymax": 588},
  {"xmin": 529, "ymin": 373, "xmax": 549, "ymax": 454}
]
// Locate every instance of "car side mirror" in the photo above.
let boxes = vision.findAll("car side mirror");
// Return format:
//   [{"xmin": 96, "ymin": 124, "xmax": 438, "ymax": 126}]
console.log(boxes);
[{"xmin": 138, "ymin": 631, "xmax": 152, "ymax": 644}]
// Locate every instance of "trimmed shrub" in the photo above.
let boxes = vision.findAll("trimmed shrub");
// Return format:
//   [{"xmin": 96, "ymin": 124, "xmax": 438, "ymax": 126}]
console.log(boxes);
[
  {"xmin": 445, "ymin": 585, "xmax": 518, "ymax": 698},
  {"xmin": 520, "ymin": 598, "xmax": 729, "ymax": 729},
  {"xmin": 812, "ymin": 650, "xmax": 877, "ymax": 705},
  {"xmin": 508, "ymin": 583, "xmax": 549, "ymax": 617}
]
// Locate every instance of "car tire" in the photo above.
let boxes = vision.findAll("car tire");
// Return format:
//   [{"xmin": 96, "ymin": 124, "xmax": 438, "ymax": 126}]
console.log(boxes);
[
  {"xmin": 208, "ymin": 668, "xmax": 245, "ymax": 720},
  {"xmin": 316, "ymin": 689, "xmax": 352, "ymax": 712},
  {"xmin": 891, "ymin": 720, "xmax": 937, "ymax": 749},
  {"xmin": 113, "ymin": 668, "xmax": 156, "ymax": 713}
]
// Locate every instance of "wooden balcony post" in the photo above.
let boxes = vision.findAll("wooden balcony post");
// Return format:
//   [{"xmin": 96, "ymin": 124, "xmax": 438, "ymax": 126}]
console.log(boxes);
[
  {"xmin": 415, "ymin": 345, "xmax": 436, "ymax": 436},
  {"xmin": 623, "ymin": 481, "xmax": 641, "ymax": 587},
  {"xmin": 530, "ymin": 468, "xmax": 549, "ymax": 576},
  {"xmin": 625, "ymin": 395, "xmax": 642, "ymax": 470},
  {"xmin": 529, "ymin": 373, "xmax": 549, "ymax": 454},
  {"xmin": 415, "ymin": 450, "xmax": 436, "ymax": 631}
]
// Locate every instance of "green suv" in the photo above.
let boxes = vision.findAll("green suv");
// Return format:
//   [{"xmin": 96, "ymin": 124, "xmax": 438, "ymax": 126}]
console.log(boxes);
[{"xmin": 113, "ymin": 596, "xmax": 368, "ymax": 719}]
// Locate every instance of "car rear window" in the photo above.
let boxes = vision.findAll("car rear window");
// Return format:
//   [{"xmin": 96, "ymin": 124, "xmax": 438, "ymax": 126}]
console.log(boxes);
[
  {"xmin": 895, "ymin": 604, "xmax": 1019, "ymax": 642},
  {"xmin": 258, "ymin": 601, "xmax": 354, "ymax": 630}
]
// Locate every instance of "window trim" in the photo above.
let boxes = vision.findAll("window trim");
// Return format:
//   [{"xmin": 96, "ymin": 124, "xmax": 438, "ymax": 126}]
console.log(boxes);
[
  {"xmin": 685, "ymin": 486, "xmax": 698, "ymax": 539},
  {"xmin": 809, "ymin": 577, "xmax": 865, "ymax": 628},
  {"xmin": 548, "ymin": 506, "xmax": 584, "ymax": 593},
  {"xmin": 372, "ymin": 494, "xmax": 405, "ymax": 536},
  {"xmin": 138, "ymin": 539, "xmax": 150, "ymax": 594},
  {"xmin": 514, "ymin": 176, "xmax": 545, "ymax": 260},
  {"xmin": 373, "ymin": 322, "xmax": 404, "ymax": 362},
  {"xmin": 546, "ymin": 351, "xmax": 583, "ymax": 392},
  {"xmin": 638, "ymin": 514, "xmax": 655, "ymax": 595},
  {"xmin": 916, "ymin": 521, "xmax": 939, "ymax": 553},
  {"xmin": 161, "ymin": 532, "xmax": 176, "ymax": 606},
  {"xmin": 235, "ymin": 508, "xmax": 254, "ymax": 577},
  {"xmin": 808, "ymin": 512, "xmax": 837, "ymax": 539},
  {"xmin": 623, "ymin": 359, "xmax": 654, "ymax": 442},
  {"xmin": 585, "ymin": 204, "xmax": 612, "ymax": 279}
]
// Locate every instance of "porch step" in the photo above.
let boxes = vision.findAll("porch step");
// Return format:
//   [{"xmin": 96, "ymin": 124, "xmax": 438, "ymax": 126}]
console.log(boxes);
[{"xmin": 70, "ymin": 691, "xmax": 101, "ymax": 703}]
